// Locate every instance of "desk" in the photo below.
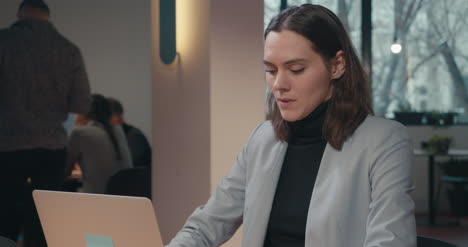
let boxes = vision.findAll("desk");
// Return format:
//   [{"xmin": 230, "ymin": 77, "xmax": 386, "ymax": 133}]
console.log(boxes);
[{"xmin": 413, "ymin": 149, "xmax": 468, "ymax": 226}]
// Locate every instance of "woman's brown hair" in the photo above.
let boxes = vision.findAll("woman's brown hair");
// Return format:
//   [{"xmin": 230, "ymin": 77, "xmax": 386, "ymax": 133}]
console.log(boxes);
[{"xmin": 265, "ymin": 4, "xmax": 373, "ymax": 150}]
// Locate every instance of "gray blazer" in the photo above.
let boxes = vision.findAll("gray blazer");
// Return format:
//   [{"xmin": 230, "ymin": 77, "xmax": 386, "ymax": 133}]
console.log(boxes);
[{"xmin": 167, "ymin": 116, "xmax": 416, "ymax": 247}]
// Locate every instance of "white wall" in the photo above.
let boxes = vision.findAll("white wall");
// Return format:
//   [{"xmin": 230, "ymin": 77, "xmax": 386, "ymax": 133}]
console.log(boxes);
[
  {"xmin": 151, "ymin": 0, "xmax": 264, "ymax": 246},
  {"xmin": 209, "ymin": 0, "xmax": 265, "ymax": 193},
  {"xmin": 0, "ymin": 0, "xmax": 152, "ymax": 141},
  {"xmin": 151, "ymin": 0, "xmax": 211, "ymax": 243}
]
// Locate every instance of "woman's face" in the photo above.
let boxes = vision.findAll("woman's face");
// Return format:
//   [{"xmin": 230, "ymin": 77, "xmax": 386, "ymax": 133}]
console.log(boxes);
[{"xmin": 264, "ymin": 30, "xmax": 335, "ymax": 122}]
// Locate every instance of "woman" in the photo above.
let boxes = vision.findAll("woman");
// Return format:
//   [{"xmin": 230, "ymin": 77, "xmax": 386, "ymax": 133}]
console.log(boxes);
[
  {"xmin": 66, "ymin": 94, "xmax": 133, "ymax": 194},
  {"xmin": 166, "ymin": 4, "xmax": 416, "ymax": 247}
]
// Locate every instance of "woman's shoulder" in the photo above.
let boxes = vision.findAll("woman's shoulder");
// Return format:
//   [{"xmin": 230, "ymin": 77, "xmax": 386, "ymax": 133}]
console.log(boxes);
[
  {"xmin": 360, "ymin": 115, "xmax": 405, "ymax": 129},
  {"xmin": 351, "ymin": 115, "xmax": 410, "ymax": 144},
  {"xmin": 244, "ymin": 120, "xmax": 283, "ymax": 151},
  {"xmin": 248, "ymin": 120, "xmax": 276, "ymax": 141}
]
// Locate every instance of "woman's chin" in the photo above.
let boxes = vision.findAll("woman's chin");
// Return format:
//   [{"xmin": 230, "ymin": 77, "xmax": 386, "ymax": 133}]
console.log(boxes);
[{"xmin": 280, "ymin": 113, "xmax": 301, "ymax": 122}]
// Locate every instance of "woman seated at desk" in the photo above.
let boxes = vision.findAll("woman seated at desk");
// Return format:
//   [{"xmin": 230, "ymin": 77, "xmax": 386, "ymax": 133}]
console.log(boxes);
[
  {"xmin": 166, "ymin": 4, "xmax": 416, "ymax": 247},
  {"xmin": 65, "ymin": 94, "xmax": 133, "ymax": 194}
]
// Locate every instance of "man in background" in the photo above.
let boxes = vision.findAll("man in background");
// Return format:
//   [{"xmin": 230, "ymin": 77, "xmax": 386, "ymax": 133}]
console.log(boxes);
[
  {"xmin": 0, "ymin": 0, "xmax": 91, "ymax": 246},
  {"xmin": 107, "ymin": 97, "xmax": 152, "ymax": 170}
]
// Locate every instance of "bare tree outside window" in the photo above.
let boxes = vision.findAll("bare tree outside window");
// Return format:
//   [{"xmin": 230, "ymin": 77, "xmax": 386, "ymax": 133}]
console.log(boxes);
[{"xmin": 373, "ymin": 0, "xmax": 468, "ymax": 123}]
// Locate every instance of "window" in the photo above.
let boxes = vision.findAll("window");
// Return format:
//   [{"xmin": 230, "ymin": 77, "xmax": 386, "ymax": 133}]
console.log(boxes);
[
  {"xmin": 264, "ymin": 0, "xmax": 468, "ymax": 124},
  {"xmin": 372, "ymin": 0, "xmax": 468, "ymax": 124}
]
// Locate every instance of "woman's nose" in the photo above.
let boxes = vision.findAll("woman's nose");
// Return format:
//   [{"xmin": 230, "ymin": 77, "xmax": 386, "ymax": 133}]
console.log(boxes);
[{"xmin": 272, "ymin": 71, "xmax": 290, "ymax": 91}]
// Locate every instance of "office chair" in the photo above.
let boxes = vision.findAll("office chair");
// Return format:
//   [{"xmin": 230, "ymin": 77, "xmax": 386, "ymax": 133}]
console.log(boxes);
[
  {"xmin": 105, "ymin": 167, "xmax": 151, "ymax": 199},
  {"xmin": 0, "ymin": 236, "xmax": 17, "ymax": 247},
  {"xmin": 417, "ymin": 235, "xmax": 457, "ymax": 247},
  {"xmin": 435, "ymin": 159, "xmax": 468, "ymax": 224}
]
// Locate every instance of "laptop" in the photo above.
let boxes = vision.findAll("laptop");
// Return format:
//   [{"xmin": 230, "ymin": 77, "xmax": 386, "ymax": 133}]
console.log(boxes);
[{"xmin": 33, "ymin": 190, "xmax": 164, "ymax": 247}]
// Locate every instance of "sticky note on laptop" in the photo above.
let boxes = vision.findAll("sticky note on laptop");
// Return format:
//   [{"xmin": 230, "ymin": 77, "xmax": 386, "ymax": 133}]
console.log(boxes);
[{"xmin": 85, "ymin": 234, "xmax": 114, "ymax": 247}]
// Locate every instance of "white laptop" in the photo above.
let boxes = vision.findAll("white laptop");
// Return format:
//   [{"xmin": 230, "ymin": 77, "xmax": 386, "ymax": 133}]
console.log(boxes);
[{"xmin": 33, "ymin": 190, "xmax": 164, "ymax": 247}]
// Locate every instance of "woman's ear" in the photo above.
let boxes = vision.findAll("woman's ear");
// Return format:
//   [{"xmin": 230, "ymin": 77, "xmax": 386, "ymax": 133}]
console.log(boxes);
[{"xmin": 331, "ymin": 50, "xmax": 346, "ymax": 80}]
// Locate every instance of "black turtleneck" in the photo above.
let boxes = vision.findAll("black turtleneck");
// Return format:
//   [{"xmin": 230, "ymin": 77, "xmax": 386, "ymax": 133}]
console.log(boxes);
[{"xmin": 263, "ymin": 101, "xmax": 329, "ymax": 247}]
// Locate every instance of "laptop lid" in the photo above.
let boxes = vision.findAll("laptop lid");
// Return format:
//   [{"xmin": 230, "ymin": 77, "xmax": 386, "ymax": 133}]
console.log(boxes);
[{"xmin": 33, "ymin": 190, "xmax": 163, "ymax": 247}]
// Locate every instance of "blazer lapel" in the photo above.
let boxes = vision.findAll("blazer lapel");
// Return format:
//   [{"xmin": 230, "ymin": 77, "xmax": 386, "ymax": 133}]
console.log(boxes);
[
  {"xmin": 305, "ymin": 142, "xmax": 350, "ymax": 247},
  {"xmin": 243, "ymin": 142, "xmax": 287, "ymax": 247}
]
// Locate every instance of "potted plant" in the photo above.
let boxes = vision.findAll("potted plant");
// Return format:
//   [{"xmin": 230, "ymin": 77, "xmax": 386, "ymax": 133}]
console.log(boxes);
[{"xmin": 421, "ymin": 135, "xmax": 453, "ymax": 154}]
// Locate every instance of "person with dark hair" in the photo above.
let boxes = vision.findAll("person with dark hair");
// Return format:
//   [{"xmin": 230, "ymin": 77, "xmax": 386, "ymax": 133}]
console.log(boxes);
[
  {"xmin": 107, "ymin": 97, "xmax": 152, "ymax": 170},
  {"xmin": 0, "ymin": 0, "xmax": 91, "ymax": 246},
  {"xmin": 65, "ymin": 94, "xmax": 133, "ymax": 194},
  {"xmin": 166, "ymin": 4, "xmax": 416, "ymax": 247},
  {"xmin": 17, "ymin": 0, "xmax": 50, "ymax": 18}
]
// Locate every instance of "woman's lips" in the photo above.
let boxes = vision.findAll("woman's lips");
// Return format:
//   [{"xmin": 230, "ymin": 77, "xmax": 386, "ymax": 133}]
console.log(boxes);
[{"xmin": 277, "ymin": 98, "xmax": 296, "ymax": 108}]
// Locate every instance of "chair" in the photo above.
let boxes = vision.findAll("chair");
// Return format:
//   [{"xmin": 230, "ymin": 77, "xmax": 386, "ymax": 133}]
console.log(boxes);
[
  {"xmin": 417, "ymin": 235, "xmax": 457, "ymax": 247},
  {"xmin": 105, "ymin": 167, "xmax": 151, "ymax": 199},
  {"xmin": 435, "ymin": 159, "xmax": 468, "ymax": 224},
  {"xmin": 0, "ymin": 236, "xmax": 17, "ymax": 247}
]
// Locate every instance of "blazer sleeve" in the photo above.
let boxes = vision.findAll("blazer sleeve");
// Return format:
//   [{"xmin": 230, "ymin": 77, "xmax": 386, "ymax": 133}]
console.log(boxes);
[
  {"xmin": 363, "ymin": 123, "xmax": 417, "ymax": 247},
  {"xmin": 165, "ymin": 123, "xmax": 263, "ymax": 247}
]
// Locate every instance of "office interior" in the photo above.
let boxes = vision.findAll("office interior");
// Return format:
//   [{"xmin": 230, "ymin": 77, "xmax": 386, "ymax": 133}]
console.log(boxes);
[{"xmin": 1, "ymin": 0, "xmax": 467, "ymax": 246}]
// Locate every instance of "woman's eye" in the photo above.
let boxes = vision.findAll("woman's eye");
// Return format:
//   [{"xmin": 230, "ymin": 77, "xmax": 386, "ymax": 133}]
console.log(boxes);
[
  {"xmin": 265, "ymin": 69, "xmax": 277, "ymax": 75},
  {"xmin": 291, "ymin": 68, "xmax": 305, "ymax": 73}
]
